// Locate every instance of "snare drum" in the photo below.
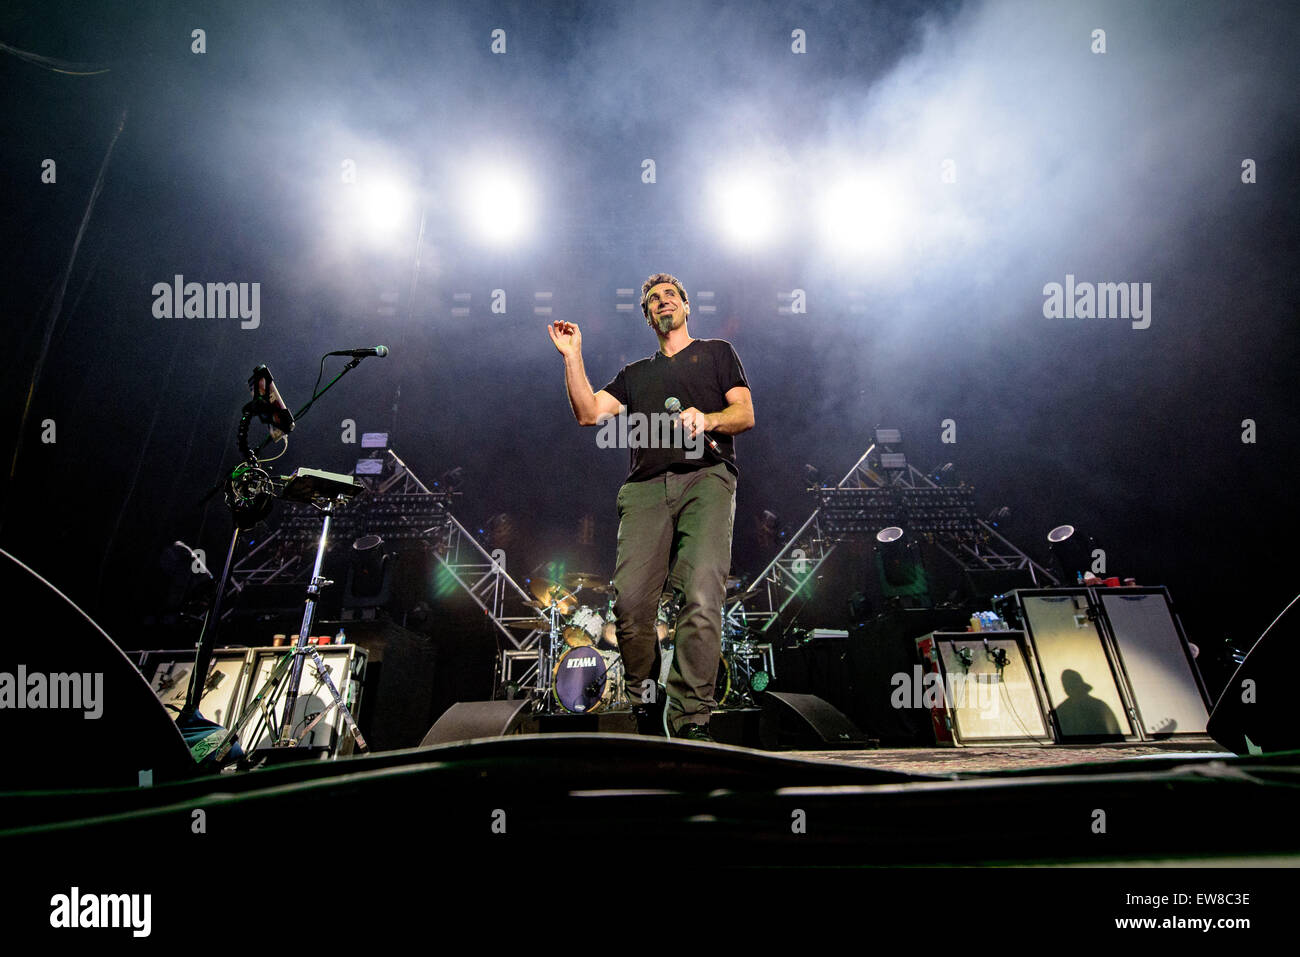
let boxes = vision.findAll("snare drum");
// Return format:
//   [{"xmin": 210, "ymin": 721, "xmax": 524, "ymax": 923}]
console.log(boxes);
[{"xmin": 553, "ymin": 646, "xmax": 609, "ymax": 713}]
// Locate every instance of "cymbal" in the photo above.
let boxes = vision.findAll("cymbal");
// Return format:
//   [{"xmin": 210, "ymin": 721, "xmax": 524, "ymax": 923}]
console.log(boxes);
[
  {"xmin": 506, "ymin": 618, "xmax": 549, "ymax": 631},
  {"xmin": 527, "ymin": 577, "xmax": 577, "ymax": 615},
  {"xmin": 563, "ymin": 573, "xmax": 611, "ymax": 593}
]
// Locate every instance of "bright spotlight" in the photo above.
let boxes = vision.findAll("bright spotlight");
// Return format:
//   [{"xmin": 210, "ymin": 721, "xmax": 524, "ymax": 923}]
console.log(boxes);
[
  {"xmin": 818, "ymin": 176, "xmax": 905, "ymax": 259},
  {"xmin": 712, "ymin": 172, "xmax": 781, "ymax": 248},
  {"xmin": 358, "ymin": 176, "xmax": 415, "ymax": 243},
  {"xmin": 461, "ymin": 166, "xmax": 533, "ymax": 246}
]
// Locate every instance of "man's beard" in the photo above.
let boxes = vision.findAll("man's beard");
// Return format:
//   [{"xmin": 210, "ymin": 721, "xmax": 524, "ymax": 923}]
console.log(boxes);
[{"xmin": 654, "ymin": 312, "xmax": 682, "ymax": 333}]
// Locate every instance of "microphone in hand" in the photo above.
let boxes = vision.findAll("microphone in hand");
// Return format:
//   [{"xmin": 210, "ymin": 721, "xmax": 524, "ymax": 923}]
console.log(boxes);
[{"xmin": 665, "ymin": 397, "xmax": 721, "ymax": 455}]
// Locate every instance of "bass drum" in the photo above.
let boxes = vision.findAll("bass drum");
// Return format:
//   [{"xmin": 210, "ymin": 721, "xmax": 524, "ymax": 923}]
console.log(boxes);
[
  {"xmin": 553, "ymin": 646, "xmax": 609, "ymax": 714},
  {"xmin": 657, "ymin": 647, "xmax": 732, "ymax": 707}
]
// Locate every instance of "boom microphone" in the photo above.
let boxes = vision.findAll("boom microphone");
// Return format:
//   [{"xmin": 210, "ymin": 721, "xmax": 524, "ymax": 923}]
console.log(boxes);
[
  {"xmin": 328, "ymin": 346, "xmax": 389, "ymax": 358},
  {"xmin": 664, "ymin": 396, "xmax": 721, "ymax": 455}
]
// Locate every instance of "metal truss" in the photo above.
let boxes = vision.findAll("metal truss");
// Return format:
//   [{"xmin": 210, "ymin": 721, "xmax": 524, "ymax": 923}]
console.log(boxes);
[
  {"xmin": 225, "ymin": 450, "xmax": 548, "ymax": 654},
  {"xmin": 724, "ymin": 446, "xmax": 876, "ymax": 634},
  {"xmin": 725, "ymin": 442, "xmax": 1057, "ymax": 634}
]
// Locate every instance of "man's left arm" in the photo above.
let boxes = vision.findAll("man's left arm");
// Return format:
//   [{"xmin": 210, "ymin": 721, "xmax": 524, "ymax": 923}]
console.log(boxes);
[{"xmin": 681, "ymin": 386, "xmax": 754, "ymax": 437}]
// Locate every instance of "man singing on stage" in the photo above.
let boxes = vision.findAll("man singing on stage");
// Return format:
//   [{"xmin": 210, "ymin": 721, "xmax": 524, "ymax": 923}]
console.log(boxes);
[{"xmin": 547, "ymin": 273, "xmax": 754, "ymax": 741}]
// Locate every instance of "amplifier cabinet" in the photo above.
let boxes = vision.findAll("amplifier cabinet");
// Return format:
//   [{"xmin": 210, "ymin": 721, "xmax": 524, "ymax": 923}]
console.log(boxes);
[
  {"xmin": 914, "ymin": 632, "xmax": 1053, "ymax": 746},
  {"xmin": 1092, "ymin": 587, "xmax": 1209, "ymax": 737},
  {"xmin": 141, "ymin": 649, "xmax": 254, "ymax": 728},
  {"xmin": 240, "ymin": 645, "xmax": 366, "ymax": 754},
  {"xmin": 1013, "ymin": 589, "xmax": 1137, "ymax": 742},
  {"xmin": 139, "ymin": 645, "xmax": 366, "ymax": 757}
]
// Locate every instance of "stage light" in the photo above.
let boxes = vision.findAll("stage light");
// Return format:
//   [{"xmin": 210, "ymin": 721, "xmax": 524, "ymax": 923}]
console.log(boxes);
[
  {"xmin": 358, "ymin": 176, "xmax": 415, "ymax": 242},
  {"xmin": 460, "ymin": 165, "xmax": 533, "ymax": 245},
  {"xmin": 1046, "ymin": 524, "xmax": 1100, "ymax": 583},
  {"xmin": 711, "ymin": 171, "xmax": 781, "ymax": 248},
  {"xmin": 818, "ymin": 175, "xmax": 904, "ymax": 259}
]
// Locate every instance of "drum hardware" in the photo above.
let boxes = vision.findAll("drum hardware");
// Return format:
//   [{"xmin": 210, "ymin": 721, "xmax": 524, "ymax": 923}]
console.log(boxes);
[{"xmin": 720, "ymin": 637, "xmax": 770, "ymax": 704}]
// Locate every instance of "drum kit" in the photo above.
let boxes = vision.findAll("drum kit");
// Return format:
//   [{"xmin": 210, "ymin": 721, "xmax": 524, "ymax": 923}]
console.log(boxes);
[{"xmin": 507, "ymin": 571, "xmax": 770, "ymax": 715}]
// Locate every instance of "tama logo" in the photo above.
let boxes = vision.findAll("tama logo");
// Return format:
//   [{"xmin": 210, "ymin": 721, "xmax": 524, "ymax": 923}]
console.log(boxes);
[{"xmin": 565, "ymin": 656, "xmax": 599, "ymax": 669}]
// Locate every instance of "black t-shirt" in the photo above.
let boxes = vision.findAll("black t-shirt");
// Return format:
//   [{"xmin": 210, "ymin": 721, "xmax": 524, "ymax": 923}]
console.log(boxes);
[{"xmin": 600, "ymin": 338, "xmax": 749, "ymax": 483}]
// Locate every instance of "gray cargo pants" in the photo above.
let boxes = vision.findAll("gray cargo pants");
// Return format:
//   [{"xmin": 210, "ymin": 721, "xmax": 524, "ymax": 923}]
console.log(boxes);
[{"xmin": 612, "ymin": 462, "xmax": 736, "ymax": 733}]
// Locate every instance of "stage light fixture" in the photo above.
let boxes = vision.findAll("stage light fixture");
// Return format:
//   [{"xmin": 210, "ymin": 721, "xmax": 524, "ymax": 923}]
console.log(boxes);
[
  {"xmin": 359, "ymin": 176, "xmax": 415, "ymax": 242},
  {"xmin": 711, "ymin": 171, "xmax": 781, "ymax": 248},
  {"xmin": 818, "ymin": 175, "xmax": 904, "ymax": 259},
  {"xmin": 460, "ymin": 165, "xmax": 533, "ymax": 245},
  {"xmin": 1046, "ymin": 524, "xmax": 1099, "ymax": 583}
]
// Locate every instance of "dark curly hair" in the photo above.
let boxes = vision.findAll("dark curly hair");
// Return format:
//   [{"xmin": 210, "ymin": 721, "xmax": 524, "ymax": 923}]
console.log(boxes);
[{"xmin": 640, "ymin": 273, "xmax": 688, "ymax": 319}]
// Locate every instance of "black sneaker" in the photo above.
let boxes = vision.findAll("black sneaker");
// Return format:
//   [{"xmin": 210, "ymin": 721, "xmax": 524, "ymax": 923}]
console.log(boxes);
[
  {"xmin": 631, "ymin": 694, "xmax": 667, "ymax": 736},
  {"xmin": 674, "ymin": 723, "xmax": 714, "ymax": 743}
]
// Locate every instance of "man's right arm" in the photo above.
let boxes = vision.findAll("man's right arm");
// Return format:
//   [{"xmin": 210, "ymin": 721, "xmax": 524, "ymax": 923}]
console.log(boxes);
[{"xmin": 548, "ymin": 321, "xmax": 623, "ymax": 426}]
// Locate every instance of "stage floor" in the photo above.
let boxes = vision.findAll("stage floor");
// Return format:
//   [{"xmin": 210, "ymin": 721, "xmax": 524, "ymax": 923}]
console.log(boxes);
[{"xmin": 788, "ymin": 739, "xmax": 1230, "ymax": 774}]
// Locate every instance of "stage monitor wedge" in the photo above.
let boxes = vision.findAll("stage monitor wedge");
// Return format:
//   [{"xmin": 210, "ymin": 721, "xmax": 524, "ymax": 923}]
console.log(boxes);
[
  {"xmin": 1, "ymin": 549, "xmax": 194, "ymax": 789},
  {"xmin": 1207, "ymin": 593, "xmax": 1300, "ymax": 754}
]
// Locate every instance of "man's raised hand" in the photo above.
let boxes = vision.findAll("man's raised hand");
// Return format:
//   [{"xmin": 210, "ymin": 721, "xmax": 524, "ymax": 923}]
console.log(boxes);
[{"xmin": 548, "ymin": 320, "xmax": 583, "ymax": 357}]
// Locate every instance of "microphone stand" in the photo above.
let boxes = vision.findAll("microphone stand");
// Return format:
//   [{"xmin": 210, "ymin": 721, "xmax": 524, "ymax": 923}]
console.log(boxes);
[
  {"xmin": 181, "ymin": 354, "xmax": 373, "ymax": 764},
  {"xmin": 198, "ymin": 355, "xmax": 367, "ymax": 506}
]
